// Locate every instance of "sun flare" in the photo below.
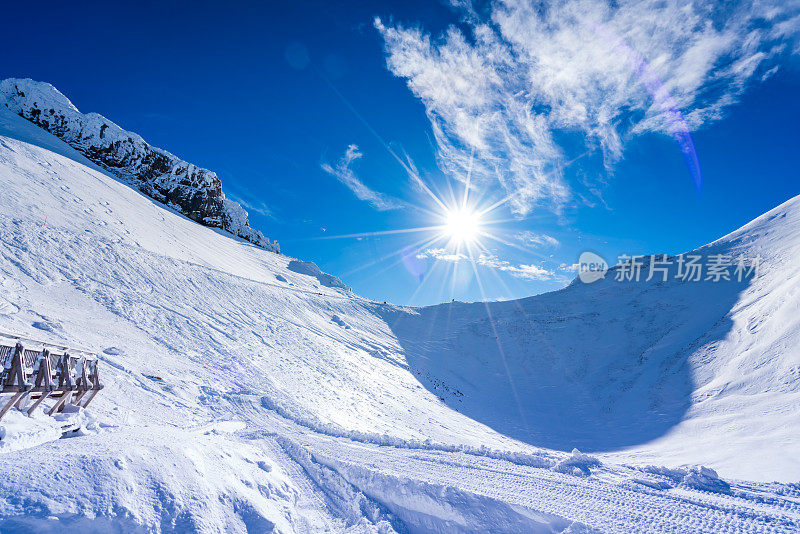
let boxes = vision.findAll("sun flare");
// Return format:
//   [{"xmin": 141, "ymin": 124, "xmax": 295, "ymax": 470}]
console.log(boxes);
[{"xmin": 443, "ymin": 207, "xmax": 482, "ymax": 244}]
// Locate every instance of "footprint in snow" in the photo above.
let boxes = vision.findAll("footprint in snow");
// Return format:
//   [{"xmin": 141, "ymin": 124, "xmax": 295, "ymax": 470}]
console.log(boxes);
[
  {"xmin": 32, "ymin": 319, "xmax": 61, "ymax": 333},
  {"xmin": 257, "ymin": 460, "xmax": 272, "ymax": 472},
  {"xmin": 331, "ymin": 315, "xmax": 350, "ymax": 329}
]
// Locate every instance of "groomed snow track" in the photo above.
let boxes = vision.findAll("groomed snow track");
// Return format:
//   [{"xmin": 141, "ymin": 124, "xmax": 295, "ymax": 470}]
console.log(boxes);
[{"xmin": 229, "ymin": 393, "xmax": 800, "ymax": 534}]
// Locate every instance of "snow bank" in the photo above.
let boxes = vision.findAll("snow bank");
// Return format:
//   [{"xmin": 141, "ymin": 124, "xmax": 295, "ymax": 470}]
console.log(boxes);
[
  {"xmin": 0, "ymin": 402, "xmax": 101, "ymax": 454},
  {"xmin": 277, "ymin": 437, "xmax": 398, "ymax": 533},
  {"xmin": 641, "ymin": 465, "xmax": 731, "ymax": 494},
  {"xmin": 0, "ymin": 410, "xmax": 62, "ymax": 453},
  {"xmin": 310, "ymin": 447, "xmax": 589, "ymax": 534}
]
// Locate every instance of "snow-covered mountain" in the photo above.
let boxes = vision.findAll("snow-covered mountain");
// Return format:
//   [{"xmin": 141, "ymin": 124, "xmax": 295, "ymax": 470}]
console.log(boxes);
[
  {"xmin": 0, "ymin": 100, "xmax": 797, "ymax": 532},
  {"xmin": 385, "ymin": 202, "xmax": 800, "ymax": 480},
  {"xmin": 0, "ymin": 78, "xmax": 278, "ymax": 252}
]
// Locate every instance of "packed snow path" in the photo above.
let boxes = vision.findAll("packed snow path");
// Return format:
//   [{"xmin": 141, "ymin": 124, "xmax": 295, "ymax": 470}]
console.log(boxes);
[
  {"xmin": 233, "ymin": 397, "xmax": 800, "ymax": 534},
  {"xmin": 0, "ymin": 107, "xmax": 798, "ymax": 532}
]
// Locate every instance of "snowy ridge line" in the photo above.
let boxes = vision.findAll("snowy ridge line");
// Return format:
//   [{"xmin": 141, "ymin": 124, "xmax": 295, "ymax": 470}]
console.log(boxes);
[
  {"xmin": 253, "ymin": 392, "xmax": 563, "ymax": 470},
  {"xmin": 0, "ymin": 78, "xmax": 278, "ymax": 252},
  {"xmin": 699, "ymin": 193, "xmax": 800, "ymax": 252}
]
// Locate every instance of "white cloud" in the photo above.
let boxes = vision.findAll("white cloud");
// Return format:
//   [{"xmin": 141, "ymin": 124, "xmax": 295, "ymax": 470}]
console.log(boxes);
[
  {"xmin": 515, "ymin": 231, "xmax": 560, "ymax": 248},
  {"xmin": 376, "ymin": 1, "xmax": 800, "ymax": 214},
  {"xmin": 321, "ymin": 144, "xmax": 403, "ymax": 211},
  {"xmin": 416, "ymin": 247, "xmax": 465, "ymax": 262},
  {"xmin": 477, "ymin": 252, "xmax": 554, "ymax": 280},
  {"xmin": 509, "ymin": 263, "xmax": 554, "ymax": 281},
  {"xmin": 417, "ymin": 248, "xmax": 555, "ymax": 280}
]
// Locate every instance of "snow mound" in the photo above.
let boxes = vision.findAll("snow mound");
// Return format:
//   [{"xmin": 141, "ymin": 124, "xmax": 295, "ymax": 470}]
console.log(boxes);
[
  {"xmin": 642, "ymin": 465, "xmax": 731, "ymax": 494},
  {"xmin": 0, "ymin": 411, "xmax": 62, "ymax": 454},
  {"xmin": 0, "ymin": 428, "xmax": 302, "ymax": 533},
  {"xmin": 552, "ymin": 449, "xmax": 601, "ymax": 477},
  {"xmin": 287, "ymin": 260, "xmax": 350, "ymax": 290}
]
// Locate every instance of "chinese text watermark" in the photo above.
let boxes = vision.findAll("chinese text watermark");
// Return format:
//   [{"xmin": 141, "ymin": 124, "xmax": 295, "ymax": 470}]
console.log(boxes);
[{"xmin": 578, "ymin": 252, "xmax": 762, "ymax": 284}]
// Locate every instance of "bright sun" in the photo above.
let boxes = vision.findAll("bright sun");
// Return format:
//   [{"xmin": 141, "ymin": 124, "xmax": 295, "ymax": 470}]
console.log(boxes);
[{"xmin": 443, "ymin": 208, "xmax": 482, "ymax": 244}]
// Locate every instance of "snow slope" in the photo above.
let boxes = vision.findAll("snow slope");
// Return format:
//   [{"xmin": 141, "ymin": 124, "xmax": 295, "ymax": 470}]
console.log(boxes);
[{"xmin": 0, "ymin": 106, "xmax": 798, "ymax": 532}]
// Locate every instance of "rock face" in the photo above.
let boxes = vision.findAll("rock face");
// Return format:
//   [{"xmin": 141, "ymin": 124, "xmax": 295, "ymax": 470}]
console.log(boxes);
[{"xmin": 0, "ymin": 78, "xmax": 278, "ymax": 253}]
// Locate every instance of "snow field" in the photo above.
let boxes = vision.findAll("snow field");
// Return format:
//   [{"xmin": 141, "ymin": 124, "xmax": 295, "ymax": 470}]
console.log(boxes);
[{"xmin": 0, "ymin": 106, "xmax": 798, "ymax": 532}]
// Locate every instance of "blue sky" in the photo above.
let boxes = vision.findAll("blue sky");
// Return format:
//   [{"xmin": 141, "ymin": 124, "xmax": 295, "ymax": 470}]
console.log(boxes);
[{"xmin": 1, "ymin": 0, "xmax": 799, "ymax": 305}]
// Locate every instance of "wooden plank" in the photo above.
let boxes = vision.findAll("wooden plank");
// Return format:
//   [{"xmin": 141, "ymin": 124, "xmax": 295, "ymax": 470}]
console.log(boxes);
[
  {"xmin": 47, "ymin": 392, "xmax": 70, "ymax": 415},
  {"xmin": 73, "ymin": 358, "xmax": 89, "ymax": 405},
  {"xmin": 26, "ymin": 389, "xmax": 49, "ymax": 415},
  {"xmin": 27, "ymin": 351, "xmax": 53, "ymax": 415},
  {"xmin": 82, "ymin": 388, "xmax": 100, "ymax": 408},
  {"xmin": 14, "ymin": 391, "xmax": 31, "ymax": 410},
  {"xmin": 4, "ymin": 344, "xmax": 28, "ymax": 391},
  {"xmin": 0, "ymin": 391, "xmax": 25, "ymax": 421}
]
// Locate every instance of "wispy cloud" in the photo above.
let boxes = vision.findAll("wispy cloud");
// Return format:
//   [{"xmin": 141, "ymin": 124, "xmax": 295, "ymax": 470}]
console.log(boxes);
[
  {"xmin": 417, "ymin": 247, "xmax": 465, "ymax": 263},
  {"xmin": 515, "ymin": 231, "xmax": 560, "ymax": 248},
  {"xmin": 321, "ymin": 144, "xmax": 403, "ymax": 211},
  {"xmin": 417, "ymin": 248, "xmax": 554, "ymax": 280},
  {"xmin": 376, "ymin": 1, "xmax": 800, "ymax": 214}
]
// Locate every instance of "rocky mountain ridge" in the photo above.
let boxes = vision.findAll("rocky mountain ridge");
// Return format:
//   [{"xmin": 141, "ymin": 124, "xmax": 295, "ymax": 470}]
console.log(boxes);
[{"xmin": 0, "ymin": 78, "xmax": 278, "ymax": 252}]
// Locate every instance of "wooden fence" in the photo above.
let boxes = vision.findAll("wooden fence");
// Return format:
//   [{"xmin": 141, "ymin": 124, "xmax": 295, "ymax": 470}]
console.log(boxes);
[{"xmin": 0, "ymin": 333, "xmax": 103, "ymax": 421}]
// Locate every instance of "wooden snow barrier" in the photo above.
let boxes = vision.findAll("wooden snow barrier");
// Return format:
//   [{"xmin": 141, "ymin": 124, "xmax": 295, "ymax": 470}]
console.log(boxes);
[{"xmin": 0, "ymin": 333, "xmax": 103, "ymax": 422}]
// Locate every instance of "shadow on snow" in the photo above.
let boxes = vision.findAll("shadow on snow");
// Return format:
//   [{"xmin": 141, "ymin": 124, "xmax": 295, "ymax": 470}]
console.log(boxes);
[{"xmin": 376, "ymin": 265, "xmax": 751, "ymax": 453}]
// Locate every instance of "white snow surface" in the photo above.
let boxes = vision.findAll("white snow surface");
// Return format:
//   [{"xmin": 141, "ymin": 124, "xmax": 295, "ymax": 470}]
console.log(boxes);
[{"xmin": 0, "ymin": 107, "xmax": 798, "ymax": 533}]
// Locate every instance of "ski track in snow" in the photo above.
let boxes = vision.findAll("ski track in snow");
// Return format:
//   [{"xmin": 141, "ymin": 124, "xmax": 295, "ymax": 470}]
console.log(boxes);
[{"xmin": 0, "ymin": 109, "xmax": 798, "ymax": 532}]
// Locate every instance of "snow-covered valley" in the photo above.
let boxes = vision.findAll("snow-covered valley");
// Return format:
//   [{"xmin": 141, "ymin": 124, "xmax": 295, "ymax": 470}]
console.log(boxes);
[{"xmin": 0, "ymin": 101, "xmax": 798, "ymax": 533}]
